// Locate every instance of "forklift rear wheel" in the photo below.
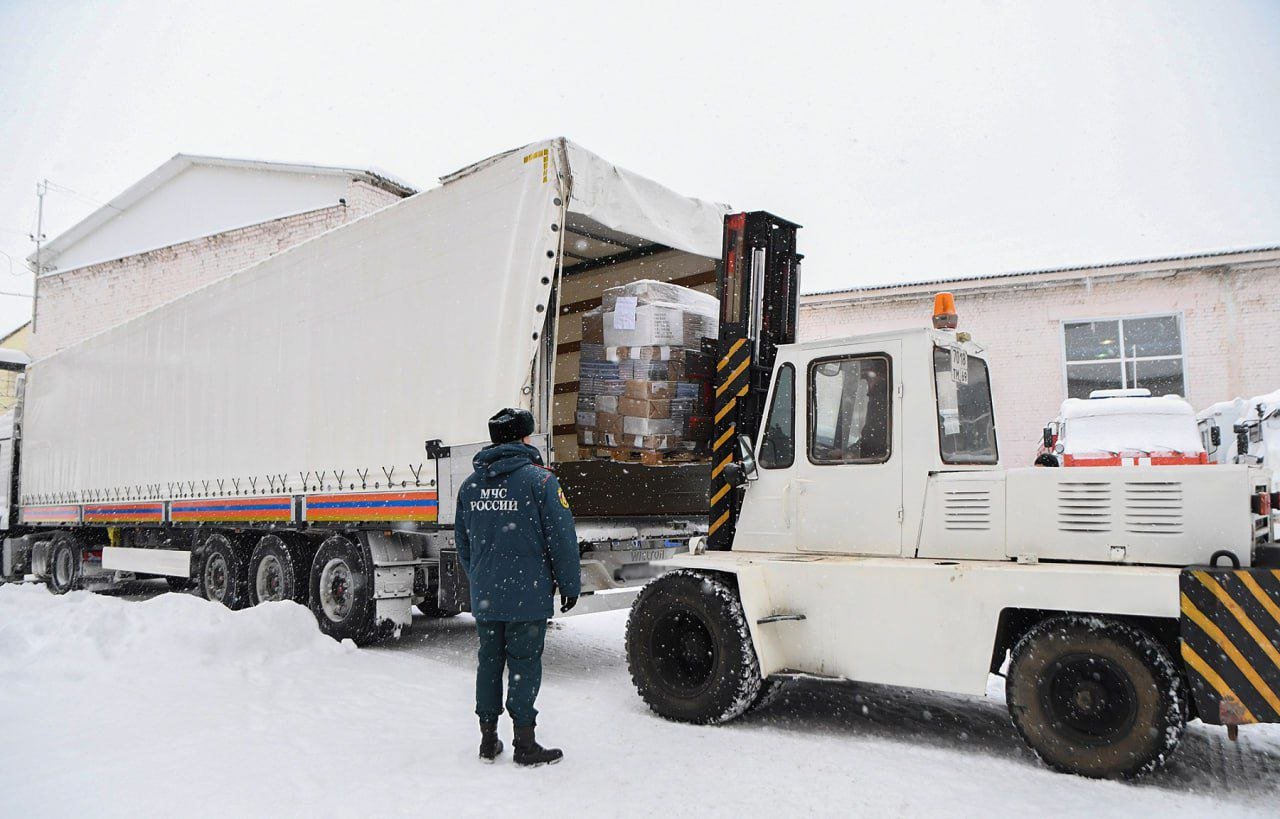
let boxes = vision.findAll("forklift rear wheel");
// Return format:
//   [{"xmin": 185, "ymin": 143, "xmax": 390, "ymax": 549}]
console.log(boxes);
[
  {"xmin": 626, "ymin": 570, "xmax": 764, "ymax": 724},
  {"xmin": 46, "ymin": 535, "xmax": 82, "ymax": 595},
  {"xmin": 1006, "ymin": 615, "xmax": 1185, "ymax": 779}
]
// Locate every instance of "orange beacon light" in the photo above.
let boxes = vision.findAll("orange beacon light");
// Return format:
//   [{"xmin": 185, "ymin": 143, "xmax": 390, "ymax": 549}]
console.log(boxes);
[{"xmin": 932, "ymin": 292, "xmax": 958, "ymax": 330}]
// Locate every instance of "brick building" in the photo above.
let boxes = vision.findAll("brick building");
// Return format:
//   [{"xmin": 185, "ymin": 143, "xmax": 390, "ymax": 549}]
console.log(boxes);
[
  {"xmin": 800, "ymin": 246, "xmax": 1280, "ymax": 464},
  {"xmin": 28, "ymin": 155, "xmax": 414, "ymax": 359}
]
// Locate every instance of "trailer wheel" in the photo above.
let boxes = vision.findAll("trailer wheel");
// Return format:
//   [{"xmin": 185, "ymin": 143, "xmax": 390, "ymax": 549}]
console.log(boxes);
[
  {"xmin": 308, "ymin": 535, "xmax": 380, "ymax": 644},
  {"xmin": 1006, "ymin": 615, "xmax": 1185, "ymax": 779},
  {"xmin": 46, "ymin": 535, "xmax": 82, "ymax": 595},
  {"xmin": 248, "ymin": 535, "xmax": 306, "ymax": 605},
  {"xmin": 199, "ymin": 534, "xmax": 250, "ymax": 610},
  {"xmin": 626, "ymin": 570, "xmax": 764, "ymax": 724}
]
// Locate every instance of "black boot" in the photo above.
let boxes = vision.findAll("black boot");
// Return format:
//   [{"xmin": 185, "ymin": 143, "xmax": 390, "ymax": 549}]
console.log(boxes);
[
  {"xmin": 479, "ymin": 722, "xmax": 503, "ymax": 763},
  {"xmin": 513, "ymin": 724, "xmax": 563, "ymax": 766}
]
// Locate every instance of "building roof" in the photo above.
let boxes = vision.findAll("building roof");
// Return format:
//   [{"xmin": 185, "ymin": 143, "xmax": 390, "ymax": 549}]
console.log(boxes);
[
  {"xmin": 30, "ymin": 154, "xmax": 416, "ymax": 270},
  {"xmin": 805, "ymin": 244, "xmax": 1280, "ymax": 300}
]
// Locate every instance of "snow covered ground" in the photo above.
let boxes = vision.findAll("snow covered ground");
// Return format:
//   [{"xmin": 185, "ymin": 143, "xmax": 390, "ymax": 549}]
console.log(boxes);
[{"xmin": 1, "ymin": 583, "xmax": 1277, "ymax": 818}]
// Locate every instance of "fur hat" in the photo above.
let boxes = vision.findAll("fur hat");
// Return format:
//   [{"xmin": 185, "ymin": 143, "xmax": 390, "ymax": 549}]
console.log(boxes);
[{"xmin": 488, "ymin": 407, "xmax": 535, "ymax": 444}]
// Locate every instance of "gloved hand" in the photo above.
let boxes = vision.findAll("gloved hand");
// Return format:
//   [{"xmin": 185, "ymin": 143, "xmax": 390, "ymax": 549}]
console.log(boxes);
[{"xmin": 560, "ymin": 595, "xmax": 578, "ymax": 613}]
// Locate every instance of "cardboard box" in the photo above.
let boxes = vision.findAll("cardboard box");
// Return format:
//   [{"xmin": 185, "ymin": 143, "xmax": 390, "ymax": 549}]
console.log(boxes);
[
  {"xmin": 619, "ymin": 397, "xmax": 696, "ymax": 419},
  {"xmin": 594, "ymin": 394, "xmax": 619, "ymax": 414},
  {"xmin": 576, "ymin": 427, "xmax": 597, "ymax": 446},
  {"xmin": 602, "ymin": 302, "xmax": 717, "ymax": 349},
  {"xmin": 595, "ymin": 411, "xmax": 624, "ymax": 435},
  {"xmin": 623, "ymin": 417, "xmax": 678, "ymax": 436},
  {"xmin": 624, "ymin": 380, "xmax": 678, "ymax": 400},
  {"xmin": 575, "ymin": 411, "xmax": 596, "ymax": 428},
  {"xmin": 620, "ymin": 434, "xmax": 682, "ymax": 450}
]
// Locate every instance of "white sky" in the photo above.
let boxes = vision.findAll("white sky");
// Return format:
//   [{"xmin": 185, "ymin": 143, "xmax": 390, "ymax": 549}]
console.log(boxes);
[{"xmin": 0, "ymin": 0, "xmax": 1277, "ymax": 337}]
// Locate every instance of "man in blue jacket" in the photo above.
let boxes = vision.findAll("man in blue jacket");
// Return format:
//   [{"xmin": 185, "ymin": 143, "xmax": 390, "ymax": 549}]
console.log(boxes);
[{"xmin": 455, "ymin": 407, "xmax": 581, "ymax": 766}]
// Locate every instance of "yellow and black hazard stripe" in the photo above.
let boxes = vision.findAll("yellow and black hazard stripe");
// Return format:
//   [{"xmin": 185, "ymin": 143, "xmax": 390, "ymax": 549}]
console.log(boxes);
[
  {"xmin": 1179, "ymin": 567, "xmax": 1280, "ymax": 725},
  {"xmin": 707, "ymin": 337, "xmax": 752, "ymax": 549}
]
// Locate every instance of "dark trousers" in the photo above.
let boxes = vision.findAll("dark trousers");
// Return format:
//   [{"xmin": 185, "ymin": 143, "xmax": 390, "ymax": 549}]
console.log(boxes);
[{"xmin": 475, "ymin": 620, "xmax": 548, "ymax": 727}]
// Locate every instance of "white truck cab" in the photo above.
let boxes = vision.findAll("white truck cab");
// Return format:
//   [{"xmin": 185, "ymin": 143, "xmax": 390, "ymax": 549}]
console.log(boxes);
[{"xmin": 627, "ymin": 303, "xmax": 1280, "ymax": 780}]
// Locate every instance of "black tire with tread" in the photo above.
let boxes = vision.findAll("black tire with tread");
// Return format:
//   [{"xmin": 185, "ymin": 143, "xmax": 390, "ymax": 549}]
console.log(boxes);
[
  {"xmin": 247, "ymin": 534, "xmax": 307, "ymax": 605},
  {"xmin": 1005, "ymin": 615, "xmax": 1185, "ymax": 779},
  {"xmin": 198, "ymin": 533, "xmax": 250, "ymax": 610},
  {"xmin": 46, "ymin": 534, "xmax": 83, "ymax": 595},
  {"xmin": 308, "ymin": 534, "xmax": 387, "ymax": 645},
  {"xmin": 626, "ymin": 570, "xmax": 764, "ymax": 725}
]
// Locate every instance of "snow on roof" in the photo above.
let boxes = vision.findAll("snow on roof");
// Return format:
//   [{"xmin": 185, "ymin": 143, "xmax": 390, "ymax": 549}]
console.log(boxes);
[
  {"xmin": 0, "ymin": 348, "xmax": 30, "ymax": 367},
  {"xmin": 805, "ymin": 245, "xmax": 1280, "ymax": 298},
  {"xmin": 32, "ymin": 154, "xmax": 417, "ymax": 267},
  {"xmin": 1061, "ymin": 394, "xmax": 1194, "ymax": 421}
]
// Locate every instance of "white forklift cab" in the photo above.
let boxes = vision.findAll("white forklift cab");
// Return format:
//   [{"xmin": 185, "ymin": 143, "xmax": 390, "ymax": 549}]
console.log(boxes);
[{"xmin": 626, "ymin": 294, "xmax": 1280, "ymax": 780}]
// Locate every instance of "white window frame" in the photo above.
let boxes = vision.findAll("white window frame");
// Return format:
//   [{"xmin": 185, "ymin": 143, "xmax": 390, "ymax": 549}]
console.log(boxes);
[{"xmin": 1058, "ymin": 311, "xmax": 1188, "ymax": 398}]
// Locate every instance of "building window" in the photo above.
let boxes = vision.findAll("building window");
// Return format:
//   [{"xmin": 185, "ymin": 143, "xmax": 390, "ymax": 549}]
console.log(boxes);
[{"xmin": 1062, "ymin": 315, "xmax": 1185, "ymax": 399}]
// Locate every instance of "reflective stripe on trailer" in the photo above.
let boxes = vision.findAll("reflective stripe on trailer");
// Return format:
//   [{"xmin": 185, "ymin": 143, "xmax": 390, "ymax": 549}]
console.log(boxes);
[
  {"xmin": 304, "ymin": 490, "xmax": 439, "ymax": 522},
  {"xmin": 19, "ymin": 505, "xmax": 81, "ymax": 524},
  {"xmin": 82, "ymin": 503, "xmax": 166, "ymax": 523},
  {"xmin": 170, "ymin": 496, "xmax": 293, "ymax": 523}
]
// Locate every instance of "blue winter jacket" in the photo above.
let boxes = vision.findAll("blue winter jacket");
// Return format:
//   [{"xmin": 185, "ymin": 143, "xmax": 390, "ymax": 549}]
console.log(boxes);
[{"xmin": 454, "ymin": 442, "xmax": 581, "ymax": 622}]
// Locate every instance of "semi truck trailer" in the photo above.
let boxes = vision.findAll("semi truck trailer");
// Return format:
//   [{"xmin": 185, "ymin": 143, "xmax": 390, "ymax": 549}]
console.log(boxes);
[
  {"xmin": 626, "ymin": 295, "xmax": 1280, "ymax": 779},
  {"xmin": 0, "ymin": 138, "xmax": 801, "ymax": 644}
]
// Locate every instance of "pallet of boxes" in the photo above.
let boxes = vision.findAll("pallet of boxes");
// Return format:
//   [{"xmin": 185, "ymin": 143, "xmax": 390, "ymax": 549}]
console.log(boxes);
[{"xmin": 576, "ymin": 280, "xmax": 717, "ymax": 465}]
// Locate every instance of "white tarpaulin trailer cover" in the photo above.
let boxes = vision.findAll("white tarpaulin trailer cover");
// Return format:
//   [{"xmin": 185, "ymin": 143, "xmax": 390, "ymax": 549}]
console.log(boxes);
[{"xmin": 19, "ymin": 138, "xmax": 728, "ymax": 502}]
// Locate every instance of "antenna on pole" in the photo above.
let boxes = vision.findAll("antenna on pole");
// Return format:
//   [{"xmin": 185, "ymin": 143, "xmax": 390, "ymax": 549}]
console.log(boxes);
[{"xmin": 29, "ymin": 179, "xmax": 47, "ymax": 333}]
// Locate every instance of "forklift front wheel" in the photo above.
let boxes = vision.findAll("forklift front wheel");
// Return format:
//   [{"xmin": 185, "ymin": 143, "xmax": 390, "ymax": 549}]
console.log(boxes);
[
  {"xmin": 626, "ymin": 570, "xmax": 764, "ymax": 725},
  {"xmin": 1006, "ymin": 615, "xmax": 1185, "ymax": 779}
]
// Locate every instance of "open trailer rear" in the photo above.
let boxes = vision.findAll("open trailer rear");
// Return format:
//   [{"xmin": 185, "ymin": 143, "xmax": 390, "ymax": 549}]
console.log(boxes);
[{"xmin": 0, "ymin": 138, "xmax": 801, "ymax": 642}]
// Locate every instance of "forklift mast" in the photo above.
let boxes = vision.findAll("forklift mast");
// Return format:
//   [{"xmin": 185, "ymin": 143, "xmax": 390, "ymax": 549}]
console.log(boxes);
[{"xmin": 707, "ymin": 212, "xmax": 802, "ymax": 550}]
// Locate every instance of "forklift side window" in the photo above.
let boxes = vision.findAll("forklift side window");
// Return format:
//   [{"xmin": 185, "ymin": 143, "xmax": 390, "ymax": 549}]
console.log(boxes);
[
  {"xmin": 807, "ymin": 354, "xmax": 891, "ymax": 465},
  {"xmin": 932, "ymin": 348, "xmax": 998, "ymax": 464},
  {"xmin": 759, "ymin": 364, "xmax": 795, "ymax": 469}
]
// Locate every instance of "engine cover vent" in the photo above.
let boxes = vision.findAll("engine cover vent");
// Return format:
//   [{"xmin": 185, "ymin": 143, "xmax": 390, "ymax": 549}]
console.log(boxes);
[
  {"xmin": 1058, "ymin": 482, "xmax": 1111, "ymax": 533},
  {"xmin": 943, "ymin": 489, "xmax": 991, "ymax": 531},
  {"xmin": 1123, "ymin": 481, "xmax": 1183, "ymax": 535}
]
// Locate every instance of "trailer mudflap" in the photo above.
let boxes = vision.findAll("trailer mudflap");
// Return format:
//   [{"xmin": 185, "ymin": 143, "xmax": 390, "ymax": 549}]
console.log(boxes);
[{"xmin": 1179, "ymin": 566, "xmax": 1280, "ymax": 725}]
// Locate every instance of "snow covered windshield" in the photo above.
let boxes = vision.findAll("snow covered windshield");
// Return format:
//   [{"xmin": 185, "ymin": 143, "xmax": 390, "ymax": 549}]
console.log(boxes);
[{"xmin": 933, "ymin": 348, "xmax": 998, "ymax": 464}]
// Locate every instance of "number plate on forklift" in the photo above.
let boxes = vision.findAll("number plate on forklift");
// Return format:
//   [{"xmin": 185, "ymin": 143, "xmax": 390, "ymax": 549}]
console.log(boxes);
[
  {"xmin": 950, "ymin": 348, "xmax": 969, "ymax": 384},
  {"xmin": 626, "ymin": 547, "xmax": 673, "ymax": 563}
]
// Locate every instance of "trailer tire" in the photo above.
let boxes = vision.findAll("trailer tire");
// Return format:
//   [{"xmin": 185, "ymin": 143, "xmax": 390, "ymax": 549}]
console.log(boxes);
[
  {"xmin": 46, "ymin": 535, "xmax": 82, "ymax": 595},
  {"xmin": 308, "ymin": 534, "xmax": 381, "ymax": 644},
  {"xmin": 248, "ymin": 535, "xmax": 306, "ymax": 605},
  {"xmin": 199, "ymin": 534, "xmax": 250, "ymax": 610},
  {"xmin": 1006, "ymin": 615, "xmax": 1185, "ymax": 779},
  {"xmin": 626, "ymin": 570, "xmax": 763, "ymax": 725}
]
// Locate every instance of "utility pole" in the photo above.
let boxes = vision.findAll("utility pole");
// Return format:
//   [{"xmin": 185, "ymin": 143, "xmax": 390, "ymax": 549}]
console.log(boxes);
[{"xmin": 29, "ymin": 179, "xmax": 47, "ymax": 333}]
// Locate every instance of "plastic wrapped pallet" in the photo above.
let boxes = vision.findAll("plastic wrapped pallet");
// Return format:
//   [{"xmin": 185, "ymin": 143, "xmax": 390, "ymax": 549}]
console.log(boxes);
[
  {"xmin": 601, "ymin": 279, "xmax": 718, "ymax": 314},
  {"xmin": 574, "ymin": 278, "xmax": 719, "ymax": 459}
]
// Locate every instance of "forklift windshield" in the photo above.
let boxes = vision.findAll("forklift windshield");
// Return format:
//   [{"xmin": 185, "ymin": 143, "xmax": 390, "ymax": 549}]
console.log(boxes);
[{"xmin": 933, "ymin": 348, "xmax": 998, "ymax": 464}]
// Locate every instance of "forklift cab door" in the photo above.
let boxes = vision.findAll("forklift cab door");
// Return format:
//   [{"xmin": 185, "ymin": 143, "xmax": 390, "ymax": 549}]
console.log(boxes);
[{"xmin": 736, "ymin": 341, "xmax": 904, "ymax": 556}]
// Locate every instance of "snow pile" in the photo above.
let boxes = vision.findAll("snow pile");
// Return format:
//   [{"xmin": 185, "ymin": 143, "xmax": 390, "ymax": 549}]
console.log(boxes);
[
  {"xmin": 0, "ymin": 583, "xmax": 352, "ymax": 670},
  {"xmin": 2, "ymin": 586, "xmax": 1278, "ymax": 817}
]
